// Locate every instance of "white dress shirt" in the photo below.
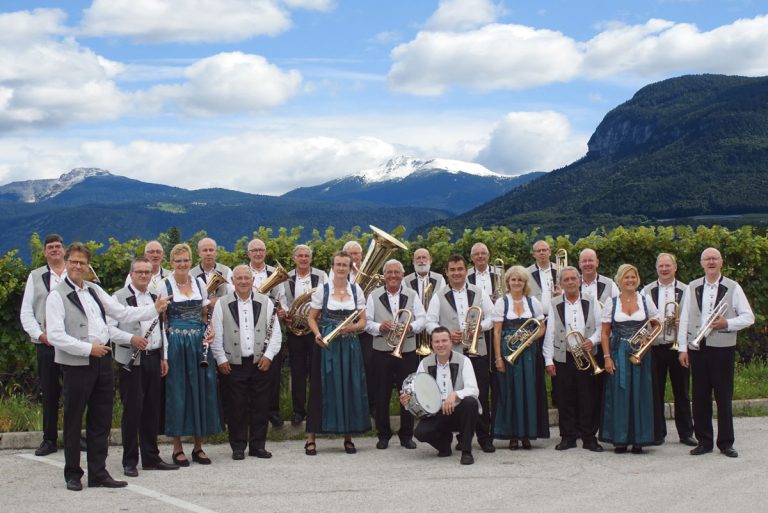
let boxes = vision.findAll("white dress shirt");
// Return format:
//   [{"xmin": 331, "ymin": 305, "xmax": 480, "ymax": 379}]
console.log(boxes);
[
  {"xmin": 210, "ymin": 293, "xmax": 283, "ymax": 365},
  {"xmin": 20, "ymin": 266, "xmax": 66, "ymax": 341},
  {"xmin": 416, "ymin": 351, "xmax": 479, "ymax": 403},
  {"xmin": 108, "ymin": 287, "xmax": 164, "ymax": 355},
  {"xmin": 364, "ymin": 286, "xmax": 427, "ymax": 336},
  {"xmin": 471, "ymin": 268, "xmax": 493, "ymax": 296},
  {"xmin": 581, "ymin": 276, "xmax": 619, "ymax": 304},
  {"xmin": 310, "ymin": 282, "xmax": 366, "ymax": 311},
  {"xmin": 425, "ymin": 286, "xmax": 494, "ymax": 334},
  {"xmin": 601, "ymin": 293, "xmax": 659, "ymax": 324},
  {"xmin": 542, "ymin": 294, "xmax": 602, "ymax": 366}
]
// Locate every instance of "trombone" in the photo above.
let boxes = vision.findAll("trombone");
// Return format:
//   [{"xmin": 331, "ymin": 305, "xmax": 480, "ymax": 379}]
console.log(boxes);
[
  {"xmin": 504, "ymin": 318, "xmax": 543, "ymax": 365},
  {"xmin": 385, "ymin": 309, "xmax": 413, "ymax": 359},
  {"xmin": 460, "ymin": 305, "xmax": 483, "ymax": 356},
  {"xmin": 564, "ymin": 330, "xmax": 604, "ymax": 375},
  {"xmin": 555, "ymin": 249, "xmax": 568, "ymax": 274}
]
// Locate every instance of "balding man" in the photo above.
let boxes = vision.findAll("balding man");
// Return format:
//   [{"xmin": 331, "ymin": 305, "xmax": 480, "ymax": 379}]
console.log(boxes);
[
  {"xmin": 467, "ymin": 242, "xmax": 501, "ymax": 301},
  {"xmin": 190, "ymin": 237, "xmax": 232, "ymax": 301},
  {"xmin": 678, "ymin": 248, "xmax": 754, "ymax": 458},
  {"xmin": 124, "ymin": 241, "xmax": 171, "ymax": 295},
  {"xmin": 526, "ymin": 240, "xmax": 558, "ymax": 315}
]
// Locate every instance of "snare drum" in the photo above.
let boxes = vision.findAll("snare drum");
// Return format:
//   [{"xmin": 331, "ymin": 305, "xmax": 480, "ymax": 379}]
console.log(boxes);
[{"xmin": 401, "ymin": 372, "xmax": 442, "ymax": 419}]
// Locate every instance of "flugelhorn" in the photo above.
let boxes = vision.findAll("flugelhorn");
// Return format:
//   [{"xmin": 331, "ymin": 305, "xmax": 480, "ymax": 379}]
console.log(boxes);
[
  {"xmin": 321, "ymin": 310, "xmax": 360, "ymax": 347},
  {"xmin": 386, "ymin": 309, "xmax": 413, "ymax": 359},
  {"xmin": 415, "ymin": 278, "xmax": 434, "ymax": 356},
  {"xmin": 662, "ymin": 300, "xmax": 680, "ymax": 350},
  {"xmin": 504, "ymin": 318, "xmax": 543, "ymax": 365},
  {"xmin": 354, "ymin": 225, "xmax": 407, "ymax": 297},
  {"xmin": 258, "ymin": 260, "xmax": 289, "ymax": 295},
  {"xmin": 689, "ymin": 300, "xmax": 728, "ymax": 350},
  {"xmin": 492, "ymin": 258, "xmax": 505, "ymax": 301},
  {"xmin": 555, "ymin": 249, "xmax": 568, "ymax": 274},
  {"xmin": 287, "ymin": 288, "xmax": 316, "ymax": 336},
  {"xmin": 564, "ymin": 330, "xmax": 604, "ymax": 375},
  {"xmin": 205, "ymin": 272, "xmax": 227, "ymax": 297},
  {"xmin": 628, "ymin": 318, "xmax": 663, "ymax": 365},
  {"xmin": 460, "ymin": 305, "xmax": 483, "ymax": 356}
]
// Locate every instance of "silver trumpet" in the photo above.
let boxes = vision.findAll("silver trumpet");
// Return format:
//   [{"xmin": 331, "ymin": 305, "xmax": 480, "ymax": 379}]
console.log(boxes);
[{"xmin": 689, "ymin": 300, "xmax": 728, "ymax": 350}]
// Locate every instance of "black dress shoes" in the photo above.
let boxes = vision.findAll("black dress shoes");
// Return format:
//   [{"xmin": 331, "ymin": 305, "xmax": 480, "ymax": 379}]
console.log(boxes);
[
  {"xmin": 690, "ymin": 445, "xmax": 713, "ymax": 455},
  {"xmin": 480, "ymin": 441, "xmax": 496, "ymax": 453},
  {"xmin": 400, "ymin": 439, "xmax": 417, "ymax": 449},
  {"xmin": 583, "ymin": 442, "xmax": 604, "ymax": 453},
  {"xmin": 66, "ymin": 479, "xmax": 82, "ymax": 492},
  {"xmin": 679, "ymin": 436, "xmax": 698, "ymax": 447},
  {"xmin": 35, "ymin": 440, "xmax": 57, "ymax": 456},
  {"xmin": 89, "ymin": 476, "xmax": 128, "ymax": 488},
  {"xmin": 269, "ymin": 414, "xmax": 284, "ymax": 428},
  {"xmin": 376, "ymin": 439, "xmax": 389, "ymax": 450},
  {"xmin": 123, "ymin": 465, "xmax": 139, "ymax": 477},
  {"xmin": 291, "ymin": 413, "xmax": 304, "ymax": 427},
  {"xmin": 460, "ymin": 452, "xmax": 475, "ymax": 465},
  {"xmin": 555, "ymin": 439, "xmax": 577, "ymax": 451},
  {"xmin": 720, "ymin": 447, "xmax": 739, "ymax": 458},
  {"xmin": 249, "ymin": 449, "xmax": 272, "ymax": 459},
  {"xmin": 437, "ymin": 447, "xmax": 452, "ymax": 458},
  {"xmin": 143, "ymin": 460, "xmax": 179, "ymax": 471},
  {"xmin": 232, "ymin": 450, "xmax": 245, "ymax": 460}
]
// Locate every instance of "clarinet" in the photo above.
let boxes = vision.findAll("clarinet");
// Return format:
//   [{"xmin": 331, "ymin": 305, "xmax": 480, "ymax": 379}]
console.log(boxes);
[
  {"xmin": 122, "ymin": 317, "xmax": 160, "ymax": 372},
  {"xmin": 200, "ymin": 307, "xmax": 213, "ymax": 368}
]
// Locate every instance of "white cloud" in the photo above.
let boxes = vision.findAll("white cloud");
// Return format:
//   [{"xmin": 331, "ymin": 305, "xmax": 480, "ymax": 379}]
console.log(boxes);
[
  {"xmin": 475, "ymin": 111, "xmax": 588, "ymax": 174},
  {"xmin": 80, "ymin": 0, "xmax": 332, "ymax": 43},
  {"xmin": 425, "ymin": 0, "xmax": 504, "ymax": 31},
  {"xmin": 389, "ymin": 14, "xmax": 768, "ymax": 95},
  {"xmin": 143, "ymin": 52, "xmax": 303, "ymax": 116}
]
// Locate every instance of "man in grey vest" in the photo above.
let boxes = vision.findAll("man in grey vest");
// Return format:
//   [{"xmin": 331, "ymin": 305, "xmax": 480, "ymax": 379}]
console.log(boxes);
[
  {"xmin": 124, "ymin": 240, "xmax": 171, "ymax": 295},
  {"xmin": 279, "ymin": 244, "xmax": 327, "ymax": 426},
  {"xmin": 365, "ymin": 259, "xmax": 426, "ymax": 449},
  {"xmin": 527, "ymin": 240, "xmax": 558, "ymax": 314},
  {"xmin": 46, "ymin": 243, "xmax": 171, "ymax": 491},
  {"xmin": 402, "ymin": 327, "xmax": 480, "ymax": 465},
  {"xmin": 190, "ymin": 237, "xmax": 232, "ymax": 300},
  {"xmin": 678, "ymin": 247, "xmax": 754, "ymax": 458},
  {"xmin": 211, "ymin": 265, "xmax": 283, "ymax": 460},
  {"xmin": 20, "ymin": 233, "xmax": 67, "ymax": 457},
  {"xmin": 543, "ymin": 266, "xmax": 603, "ymax": 452},
  {"xmin": 641, "ymin": 252, "xmax": 696, "ymax": 447},
  {"xmin": 110, "ymin": 257, "xmax": 179, "ymax": 477},
  {"xmin": 426, "ymin": 253, "xmax": 494, "ymax": 453}
]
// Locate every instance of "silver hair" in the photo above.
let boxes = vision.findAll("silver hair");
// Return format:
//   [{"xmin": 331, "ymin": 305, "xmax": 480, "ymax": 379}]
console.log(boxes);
[
  {"xmin": 557, "ymin": 265, "xmax": 581, "ymax": 284},
  {"xmin": 382, "ymin": 259, "xmax": 404, "ymax": 273},
  {"xmin": 293, "ymin": 244, "xmax": 313, "ymax": 256}
]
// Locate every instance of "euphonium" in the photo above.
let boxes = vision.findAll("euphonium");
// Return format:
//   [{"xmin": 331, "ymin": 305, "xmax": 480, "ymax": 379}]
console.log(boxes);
[
  {"xmin": 628, "ymin": 318, "xmax": 663, "ymax": 365},
  {"xmin": 492, "ymin": 257, "xmax": 505, "ymax": 301},
  {"xmin": 386, "ymin": 309, "xmax": 413, "ymax": 359},
  {"xmin": 662, "ymin": 300, "xmax": 680, "ymax": 350},
  {"xmin": 258, "ymin": 260, "xmax": 290, "ymax": 295},
  {"xmin": 689, "ymin": 300, "xmax": 728, "ymax": 350},
  {"xmin": 205, "ymin": 272, "xmax": 227, "ymax": 297},
  {"xmin": 354, "ymin": 225, "xmax": 407, "ymax": 297},
  {"xmin": 287, "ymin": 287, "xmax": 316, "ymax": 336},
  {"xmin": 415, "ymin": 278, "xmax": 434, "ymax": 356},
  {"xmin": 321, "ymin": 310, "xmax": 360, "ymax": 347},
  {"xmin": 504, "ymin": 318, "xmax": 543, "ymax": 365},
  {"xmin": 564, "ymin": 330, "xmax": 604, "ymax": 375},
  {"xmin": 460, "ymin": 305, "xmax": 483, "ymax": 356},
  {"xmin": 555, "ymin": 249, "xmax": 568, "ymax": 274}
]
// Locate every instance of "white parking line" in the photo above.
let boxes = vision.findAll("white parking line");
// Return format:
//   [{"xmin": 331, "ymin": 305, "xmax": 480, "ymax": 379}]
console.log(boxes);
[{"xmin": 18, "ymin": 454, "xmax": 220, "ymax": 513}]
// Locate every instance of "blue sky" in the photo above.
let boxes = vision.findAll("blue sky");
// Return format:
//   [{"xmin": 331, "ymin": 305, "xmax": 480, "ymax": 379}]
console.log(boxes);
[{"xmin": 0, "ymin": 0, "xmax": 765, "ymax": 194}]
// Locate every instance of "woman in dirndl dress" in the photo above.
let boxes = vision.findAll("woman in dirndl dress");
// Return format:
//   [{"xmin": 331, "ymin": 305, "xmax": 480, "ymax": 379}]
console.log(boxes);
[
  {"xmin": 600, "ymin": 263, "xmax": 663, "ymax": 453},
  {"xmin": 160, "ymin": 243, "xmax": 221, "ymax": 466},
  {"xmin": 304, "ymin": 251, "xmax": 370, "ymax": 455},
  {"xmin": 492, "ymin": 265, "xmax": 550, "ymax": 449}
]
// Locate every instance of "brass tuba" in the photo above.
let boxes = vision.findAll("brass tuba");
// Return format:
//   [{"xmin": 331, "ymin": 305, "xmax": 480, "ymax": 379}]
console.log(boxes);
[
  {"xmin": 689, "ymin": 300, "xmax": 728, "ymax": 350},
  {"xmin": 662, "ymin": 300, "xmax": 680, "ymax": 351},
  {"xmin": 287, "ymin": 287, "xmax": 316, "ymax": 336},
  {"xmin": 564, "ymin": 330, "xmax": 604, "ymax": 375},
  {"xmin": 460, "ymin": 305, "xmax": 484, "ymax": 356},
  {"xmin": 386, "ymin": 309, "xmax": 413, "ymax": 359},
  {"xmin": 504, "ymin": 318, "xmax": 543, "ymax": 365},
  {"xmin": 555, "ymin": 249, "xmax": 568, "ymax": 274},
  {"xmin": 321, "ymin": 310, "xmax": 360, "ymax": 347},
  {"xmin": 257, "ymin": 260, "xmax": 290, "ymax": 295},
  {"xmin": 492, "ymin": 258, "xmax": 505, "ymax": 301},
  {"xmin": 354, "ymin": 225, "xmax": 407, "ymax": 297},
  {"xmin": 628, "ymin": 318, "xmax": 663, "ymax": 365},
  {"xmin": 415, "ymin": 278, "xmax": 434, "ymax": 356}
]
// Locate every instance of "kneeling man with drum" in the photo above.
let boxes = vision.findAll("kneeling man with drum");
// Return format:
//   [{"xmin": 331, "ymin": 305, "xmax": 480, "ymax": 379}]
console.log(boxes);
[{"xmin": 400, "ymin": 326, "xmax": 480, "ymax": 465}]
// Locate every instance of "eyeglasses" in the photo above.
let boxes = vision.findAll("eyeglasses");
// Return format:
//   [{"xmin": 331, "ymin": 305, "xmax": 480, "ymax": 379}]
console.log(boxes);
[
  {"xmin": 68, "ymin": 260, "xmax": 88, "ymax": 267},
  {"xmin": 249, "ymin": 248, "xmax": 266, "ymax": 253},
  {"xmin": 145, "ymin": 249, "xmax": 163, "ymax": 254},
  {"xmin": 132, "ymin": 270, "xmax": 152, "ymax": 275},
  {"xmin": 173, "ymin": 258, "xmax": 191, "ymax": 263}
]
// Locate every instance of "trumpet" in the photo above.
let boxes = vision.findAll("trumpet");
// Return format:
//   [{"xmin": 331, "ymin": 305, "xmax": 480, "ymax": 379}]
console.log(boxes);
[
  {"xmin": 555, "ymin": 249, "xmax": 568, "ymax": 273},
  {"xmin": 415, "ymin": 278, "xmax": 434, "ymax": 356},
  {"xmin": 492, "ymin": 258, "xmax": 505, "ymax": 301},
  {"xmin": 287, "ymin": 288, "xmax": 316, "ymax": 336},
  {"xmin": 385, "ymin": 309, "xmax": 413, "ymax": 359},
  {"xmin": 564, "ymin": 330, "xmax": 604, "ymax": 375},
  {"xmin": 662, "ymin": 300, "xmax": 680, "ymax": 350},
  {"xmin": 628, "ymin": 318, "xmax": 663, "ymax": 365},
  {"xmin": 460, "ymin": 305, "xmax": 483, "ymax": 356},
  {"xmin": 689, "ymin": 300, "xmax": 728, "ymax": 350},
  {"xmin": 321, "ymin": 310, "xmax": 360, "ymax": 347},
  {"xmin": 504, "ymin": 318, "xmax": 543, "ymax": 365}
]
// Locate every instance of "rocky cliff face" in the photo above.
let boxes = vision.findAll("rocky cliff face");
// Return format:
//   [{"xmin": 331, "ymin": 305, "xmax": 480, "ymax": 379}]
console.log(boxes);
[{"xmin": 0, "ymin": 168, "xmax": 111, "ymax": 202}]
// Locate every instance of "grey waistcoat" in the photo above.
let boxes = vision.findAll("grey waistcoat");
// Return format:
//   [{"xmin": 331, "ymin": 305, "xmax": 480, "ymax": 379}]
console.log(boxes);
[
  {"xmin": 112, "ymin": 285, "xmax": 160, "ymax": 366},
  {"xmin": 28, "ymin": 265, "xmax": 54, "ymax": 342},
  {"xmin": 641, "ymin": 280, "xmax": 686, "ymax": 346},
  {"xmin": 285, "ymin": 268, "xmax": 326, "ymax": 307},
  {"xmin": 685, "ymin": 276, "xmax": 738, "ymax": 349},
  {"xmin": 370, "ymin": 286, "xmax": 418, "ymax": 352},
  {"xmin": 190, "ymin": 263, "xmax": 232, "ymax": 298},
  {"xmin": 549, "ymin": 295, "xmax": 600, "ymax": 363},
  {"xmin": 220, "ymin": 292, "xmax": 270, "ymax": 364},
  {"xmin": 526, "ymin": 263, "xmax": 557, "ymax": 303},
  {"xmin": 51, "ymin": 280, "xmax": 107, "ymax": 366},
  {"xmin": 435, "ymin": 283, "xmax": 487, "ymax": 356},
  {"xmin": 422, "ymin": 351, "xmax": 481, "ymax": 413}
]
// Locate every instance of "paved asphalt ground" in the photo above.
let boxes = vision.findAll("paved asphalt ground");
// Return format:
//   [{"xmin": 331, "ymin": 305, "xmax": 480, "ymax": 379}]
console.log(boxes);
[{"xmin": 2, "ymin": 417, "xmax": 767, "ymax": 513}]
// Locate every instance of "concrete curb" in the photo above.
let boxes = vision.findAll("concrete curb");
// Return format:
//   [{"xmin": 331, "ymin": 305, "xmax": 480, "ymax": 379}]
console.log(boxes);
[{"xmin": 2, "ymin": 398, "xmax": 766, "ymax": 450}]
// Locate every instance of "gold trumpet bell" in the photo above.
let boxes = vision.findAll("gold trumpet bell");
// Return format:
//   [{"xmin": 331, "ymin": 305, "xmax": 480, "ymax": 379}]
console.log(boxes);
[
  {"xmin": 258, "ymin": 260, "xmax": 290, "ymax": 295},
  {"xmin": 205, "ymin": 272, "xmax": 228, "ymax": 296},
  {"xmin": 354, "ymin": 225, "xmax": 407, "ymax": 296}
]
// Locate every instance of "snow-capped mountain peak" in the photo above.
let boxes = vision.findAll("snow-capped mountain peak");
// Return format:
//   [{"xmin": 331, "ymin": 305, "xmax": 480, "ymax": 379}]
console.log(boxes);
[
  {"xmin": 0, "ymin": 167, "xmax": 112, "ymax": 203},
  {"xmin": 356, "ymin": 156, "xmax": 500, "ymax": 183}
]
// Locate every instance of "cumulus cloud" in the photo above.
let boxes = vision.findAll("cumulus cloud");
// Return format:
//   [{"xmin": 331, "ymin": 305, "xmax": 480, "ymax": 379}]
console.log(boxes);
[
  {"xmin": 475, "ymin": 111, "xmax": 588, "ymax": 174},
  {"xmin": 80, "ymin": 0, "xmax": 332, "ymax": 43},
  {"xmin": 142, "ymin": 52, "xmax": 302, "ymax": 116},
  {"xmin": 389, "ymin": 14, "xmax": 768, "ymax": 94},
  {"xmin": 425, "ymin": 0, "xmax": 504, "ymax": 31}
]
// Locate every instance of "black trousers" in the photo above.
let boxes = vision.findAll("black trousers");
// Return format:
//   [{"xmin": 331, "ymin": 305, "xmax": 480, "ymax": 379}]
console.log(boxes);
[
  {"xmin": 36, "ymin": 344, "xmax": 62, "ymax": 443},
  {"xmin": 690, "ymin": 346, "xmax": 736, "ymax": 450},
  {"xmin": 484, "ymin": 330, "xmax": 499, "ymax": 436},
  {"xmin": 652, "ymin": 344, "xmax": 694, "ymax": 440},
  {"xmin": 220, "ymin": 361, "xmax": 271, "ymax": 452},
  {"xmin": 61, "ymin": 353, "xmax": 113, "ymax": 483},
  {"xmin": 591, "ymin": 345, "xmax": 606, "ymax": 431},
  {"xmin": 118, "ymin": 349, "xmax": 162, "ymax": 468},
  {"xmin": 415, "ymin": 396, "xmax": 479, "ymax": 453},
  {"xmin": 268, "ymin": 350, "xmax": 283, "ymax": 419},
  {"xmin": 359, "ymin": 332, "xmax": 375, "ymax": 413},
  {"xmin": 555, "ymin": 354, "xmax": 600, "ymax": 444},
  {"xmin": 371, "ymin": 349, "xmax": 418, "ymax": 441},
  {"xmin": 288, "ymin": 332, "xmax": 314, "ymax": 417},
  {"xmin": 468, "ymin": 354, "xmax": 492, "ymax": 444}
]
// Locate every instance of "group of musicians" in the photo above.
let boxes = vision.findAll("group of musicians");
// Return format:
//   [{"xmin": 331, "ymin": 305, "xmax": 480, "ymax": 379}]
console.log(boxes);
[{"xmin": 21, "ymin": 233, "xmax": 754, "ymax": 489}]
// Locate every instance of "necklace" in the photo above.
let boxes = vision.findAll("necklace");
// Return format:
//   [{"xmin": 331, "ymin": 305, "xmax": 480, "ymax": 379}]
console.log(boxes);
[{"xmin": 175, "ymin": 277, "xmax": 189, "ymax": 286}]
